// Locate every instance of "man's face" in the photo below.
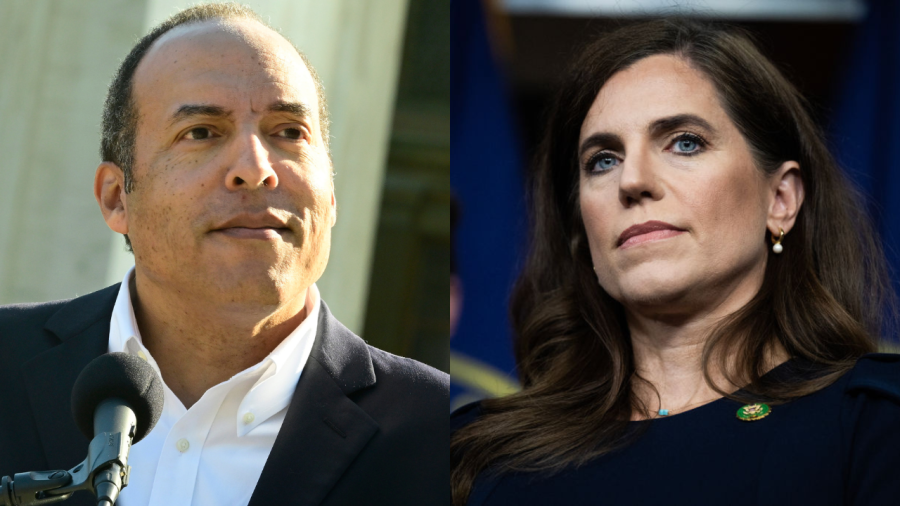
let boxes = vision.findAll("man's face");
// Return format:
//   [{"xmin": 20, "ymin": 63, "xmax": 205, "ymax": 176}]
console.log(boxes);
[{"xmin": 125, "ymin": 19, "xmax": 335, "ymax": 306}]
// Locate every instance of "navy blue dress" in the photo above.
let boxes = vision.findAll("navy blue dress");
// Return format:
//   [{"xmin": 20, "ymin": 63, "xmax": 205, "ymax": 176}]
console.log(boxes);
[{"xmin": 452, "ymin": 353, "xmax": 900, "ymax": 505}]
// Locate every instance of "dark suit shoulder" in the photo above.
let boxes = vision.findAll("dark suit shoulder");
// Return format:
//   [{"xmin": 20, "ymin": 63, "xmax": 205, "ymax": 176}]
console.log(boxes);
[
  {"xmin": 0, "ymin": 298, "xmax": 68, "ymax": 334},
  {"xmin": 0, "ymin": 298, "xmax": 70, "ymax": 364},
  {"xmin": 0, "ymin": 284, "xmax": 119, "ymax": 359},
  {"xmin": 363, "ymin": 346, "xmax": 449, "ymax": 419},
  {"xmin": 367, "ymin": 345, "xmax": 449, "ymax": 390},
  {"xmin": 0, "ymin": 286, "xmax": 117, "ymax": 486}
]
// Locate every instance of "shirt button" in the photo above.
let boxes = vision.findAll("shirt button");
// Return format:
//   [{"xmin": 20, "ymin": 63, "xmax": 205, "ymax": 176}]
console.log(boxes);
[
  {"xmin": 243, "ymin": 412, "xmax": 255, "ymax": 425},
  {"xmin": 176, "ymin": 438, "xmax": 190, "ymax": 453},
  {"xmin": 137, "ymin": 351, "xmax": 148, "ymax": 361}
]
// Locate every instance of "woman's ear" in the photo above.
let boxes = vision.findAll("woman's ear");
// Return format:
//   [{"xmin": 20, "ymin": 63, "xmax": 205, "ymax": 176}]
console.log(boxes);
[{"xmin": 767, "ymin": 161, "xmax": 804, "ymax": 235}]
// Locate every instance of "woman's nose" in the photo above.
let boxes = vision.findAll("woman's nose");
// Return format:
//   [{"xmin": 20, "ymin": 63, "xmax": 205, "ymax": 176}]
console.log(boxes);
[{"xmin": 617, "ymin": 148, "xmax": 662, "ymax": 206}]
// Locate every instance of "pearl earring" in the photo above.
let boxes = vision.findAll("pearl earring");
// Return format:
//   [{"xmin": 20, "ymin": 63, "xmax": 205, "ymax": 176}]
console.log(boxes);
[{"xmin": 771, "ymin": 228, "xmax": 785, "ymax": 254}]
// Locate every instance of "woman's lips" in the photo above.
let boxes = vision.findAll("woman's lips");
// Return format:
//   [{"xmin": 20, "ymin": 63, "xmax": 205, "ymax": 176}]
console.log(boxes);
[
  {"xmin": 617, "ymin": 221, "xmax": 685, "ymax": 249},
  {"xmin": 618, "ymin": 228, "xmax": 684, "ymax": 249}
]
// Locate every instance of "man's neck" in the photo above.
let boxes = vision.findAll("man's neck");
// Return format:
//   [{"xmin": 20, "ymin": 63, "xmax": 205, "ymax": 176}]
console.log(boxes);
[{"xmin": 129, "ymin": 272, "xmax": 310, "ymax": 408}]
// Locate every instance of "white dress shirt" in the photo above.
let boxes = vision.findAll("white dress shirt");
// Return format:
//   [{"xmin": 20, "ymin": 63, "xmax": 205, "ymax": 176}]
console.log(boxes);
[{"xmin": 107, "ymin": 268, "xmax": 320, "ymax": 506}]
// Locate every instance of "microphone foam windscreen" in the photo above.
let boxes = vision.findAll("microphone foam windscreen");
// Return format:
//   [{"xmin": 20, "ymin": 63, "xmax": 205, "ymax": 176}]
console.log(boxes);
[{"xmin": 71, "ymin": 352, "xmax": 165, "ymax": 443}]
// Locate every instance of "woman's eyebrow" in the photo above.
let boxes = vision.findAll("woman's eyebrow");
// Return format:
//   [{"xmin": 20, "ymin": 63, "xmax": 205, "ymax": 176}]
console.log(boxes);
[
  {"xmin": 579, "ymin": 132, "xmax": 622, "ymax": 158},
  {"xmin": 648, "ymin": 114, "xmax": 717, "ymax": 137},
  {"xmin": 580, "ymin": 114, "xmax": 717, "ymax": 158}
]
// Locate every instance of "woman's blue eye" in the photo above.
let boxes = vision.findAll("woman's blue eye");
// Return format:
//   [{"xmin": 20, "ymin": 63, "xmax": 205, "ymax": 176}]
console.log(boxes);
[
  {"xmin": 672, "ymin": 135, "xmax": 703, "ymax": 154},
  {"xmin": 592, "ymin": 154, "xmax": 619, "ymax": 172},
  {"xmin": 678, "ymin": 139, "xmax": 696, "ymax": 151}
]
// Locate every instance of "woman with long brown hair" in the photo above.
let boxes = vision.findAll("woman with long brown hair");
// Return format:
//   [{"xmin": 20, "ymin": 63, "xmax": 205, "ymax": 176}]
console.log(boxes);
[{"xmin": 451, "ymin": 18, "xmax": 900, "ymax": 506}]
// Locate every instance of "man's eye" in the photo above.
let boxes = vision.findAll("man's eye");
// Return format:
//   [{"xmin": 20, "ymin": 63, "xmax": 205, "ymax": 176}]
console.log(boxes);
[
  {"xmin": 276, "ymin": 128, "xmax": 303, "ymax": 140},
  {"xmin": 184, "ymin": 127, "xmax": 212, "ymax": 140}
]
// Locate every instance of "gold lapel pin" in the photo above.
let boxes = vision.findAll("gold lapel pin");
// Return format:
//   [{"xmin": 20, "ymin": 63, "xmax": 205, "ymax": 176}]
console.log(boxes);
[{"xmin": 736, "ymin": 403, "xmax": 771, "ymax": 421}]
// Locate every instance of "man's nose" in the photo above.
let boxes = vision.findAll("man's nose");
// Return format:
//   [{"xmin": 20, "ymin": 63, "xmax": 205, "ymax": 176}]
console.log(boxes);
[{"xmin": 225, "ymin": 133, "xmax": 278, "ymax": 190}]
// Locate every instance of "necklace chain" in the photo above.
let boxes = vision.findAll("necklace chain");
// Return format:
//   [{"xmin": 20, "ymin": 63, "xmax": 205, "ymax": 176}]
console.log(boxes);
[{"xmin": 656, "ymin": 396, "xmax": 721, "ymax": 417}]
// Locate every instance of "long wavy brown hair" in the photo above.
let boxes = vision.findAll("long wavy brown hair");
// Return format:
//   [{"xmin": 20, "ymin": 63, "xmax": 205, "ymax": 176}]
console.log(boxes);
[{"xmin": 451, "ymin": 18, "xmax": 894, "ymax": 505}]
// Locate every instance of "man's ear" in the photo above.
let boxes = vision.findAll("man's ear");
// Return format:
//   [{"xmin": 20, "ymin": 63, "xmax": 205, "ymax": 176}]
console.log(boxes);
[
  {"xmin": 94, "ymin": 162, "xmax": 129, "ymax": 234},
  {"xmin": 330, "ymin": 179, "xmax": 337, "ymax": 227},
  {"xmin": 767, "ymin": 160, "xmax": 804, "ymax": 236}
]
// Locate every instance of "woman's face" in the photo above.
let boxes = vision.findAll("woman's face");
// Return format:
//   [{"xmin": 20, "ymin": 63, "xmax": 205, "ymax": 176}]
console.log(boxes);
[{"xmin": 578, "ymin": 54, "xmax": 775, "ymax": 317}]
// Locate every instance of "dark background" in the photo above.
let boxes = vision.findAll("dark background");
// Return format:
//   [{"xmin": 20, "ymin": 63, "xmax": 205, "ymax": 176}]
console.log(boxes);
[{"xmin": 363, "ymin": 0, "xmax": 451, "ymax": 373}]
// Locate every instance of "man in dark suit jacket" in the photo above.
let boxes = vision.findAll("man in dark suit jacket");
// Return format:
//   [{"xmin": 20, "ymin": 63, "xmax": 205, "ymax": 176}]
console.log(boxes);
[
  {"xmin": 0, "ymin": 288, "xmax": 448, "ymax": 505},
  {"xmin": 0, "ymin": 3, "xmax": 448, "ymax": 505}
]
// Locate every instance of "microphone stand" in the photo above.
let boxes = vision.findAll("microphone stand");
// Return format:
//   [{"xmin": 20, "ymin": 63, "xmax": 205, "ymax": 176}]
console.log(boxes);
[{"xmin": 0, "ymin": 427, "xmax": 132, "ymax": 506}]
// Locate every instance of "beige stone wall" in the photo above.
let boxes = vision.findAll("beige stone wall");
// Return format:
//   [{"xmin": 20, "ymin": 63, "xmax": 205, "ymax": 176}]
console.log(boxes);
[{"xmin": 0, "ymin": 0, "xmax": 408, "ymax": 334}]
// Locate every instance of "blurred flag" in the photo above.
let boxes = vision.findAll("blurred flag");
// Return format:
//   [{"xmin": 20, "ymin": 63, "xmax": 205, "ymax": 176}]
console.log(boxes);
[
  {"xmin": 831, "ymin": 0, "xmax": 900, "ymax": 343},
  {"xmin": 450, "ymin": 0, "xmax": 524, "ymax": 410}
]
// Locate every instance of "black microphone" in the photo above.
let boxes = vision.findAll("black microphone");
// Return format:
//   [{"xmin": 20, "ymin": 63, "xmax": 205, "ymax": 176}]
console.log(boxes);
[
  {"xmin": 1, "ymin": 353, "xmax": 164, "ymax": 506},
  {"xmin": 70, "ymin": 352, "xmax": 164, "ymax": 505}
]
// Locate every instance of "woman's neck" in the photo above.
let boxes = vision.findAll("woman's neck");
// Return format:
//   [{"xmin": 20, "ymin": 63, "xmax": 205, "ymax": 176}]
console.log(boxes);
[
  {"xmin": 628, "ymin": 313, "xmax": 727, "ymax": 419},
  {"xmin": 625, "ymin": 296, "xmax": 788, "ymax": 420}
]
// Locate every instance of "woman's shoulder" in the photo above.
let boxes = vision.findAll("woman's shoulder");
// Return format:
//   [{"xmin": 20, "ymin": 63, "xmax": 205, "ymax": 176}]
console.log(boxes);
[
  {"xmin": 451, "ymin": 400, "xmax": 485, "ymax": 433},
  {"xmin": 838, "ymin": 352, "xmax": 900, "ymax": 427},
  {"xmin": 844, "ymin": 352, "xmax": 900, "ymax": 398},
  {"xmin": 836, "ymin": 353, "xmax": 900, "ymax": 503}
]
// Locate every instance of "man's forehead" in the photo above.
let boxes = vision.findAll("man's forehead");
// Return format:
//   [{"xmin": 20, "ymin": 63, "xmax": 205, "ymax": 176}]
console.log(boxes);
[
  {"xmin": 149, "ymin": 17, "xmax": 298, "ymax": 64},
  {"xmin": 134, "ymin": 18, "xmax": 317, "ymax": 109}
]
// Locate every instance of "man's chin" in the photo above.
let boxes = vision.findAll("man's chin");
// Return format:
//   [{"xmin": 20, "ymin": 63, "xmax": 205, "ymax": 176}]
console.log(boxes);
[{"xmin": 198, "ymin": 268, "xmax": 300, "ymax": 307}]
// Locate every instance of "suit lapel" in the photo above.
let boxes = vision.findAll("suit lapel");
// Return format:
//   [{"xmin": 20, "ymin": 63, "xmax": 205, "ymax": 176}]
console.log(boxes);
[
  {"xmin": 21, "ymin": 285, "xmax": 119, "ymax": 470},
  {"xmin": 248, "ymin": 302, "xmax": 378, "ymax": 506}
]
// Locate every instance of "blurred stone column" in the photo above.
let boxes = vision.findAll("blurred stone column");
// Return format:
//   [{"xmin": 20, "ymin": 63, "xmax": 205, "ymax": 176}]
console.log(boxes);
[{"xmin": 0, "ymin": 0, "xmax": 407, "ymax": 334}]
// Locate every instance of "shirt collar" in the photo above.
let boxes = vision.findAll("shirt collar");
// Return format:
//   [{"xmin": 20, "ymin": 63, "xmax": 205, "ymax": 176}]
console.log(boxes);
[{"xmin": 108, "ymin": 266, "xmax": 321, "ymax": 436}]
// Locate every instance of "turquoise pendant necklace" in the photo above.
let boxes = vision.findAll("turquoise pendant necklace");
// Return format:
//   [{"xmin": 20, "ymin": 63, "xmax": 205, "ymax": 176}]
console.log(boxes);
[{"xmin": 656, "ymin": 399, "xmax": 773, "ymax": 420}]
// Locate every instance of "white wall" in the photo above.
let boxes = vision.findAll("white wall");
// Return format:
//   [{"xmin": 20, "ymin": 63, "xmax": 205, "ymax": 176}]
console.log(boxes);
[{"xmin": 0, "ymin": 0, "xmax": 408, "ymax": 334}]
